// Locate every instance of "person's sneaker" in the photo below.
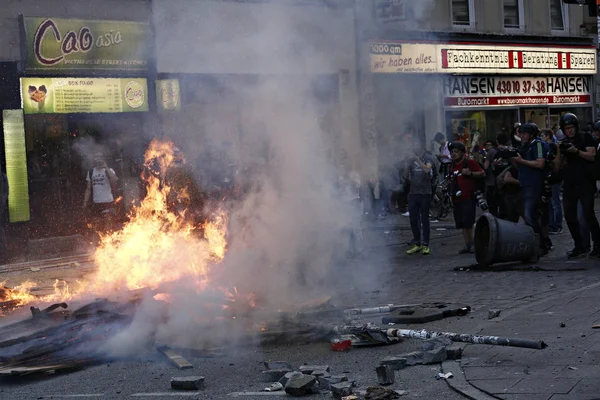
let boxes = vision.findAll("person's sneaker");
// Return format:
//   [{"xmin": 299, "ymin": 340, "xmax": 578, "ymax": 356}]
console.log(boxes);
[
  {"xmin": 543, "ymin": 238, "xmax": 554, "ymax": 251},
  {"xmin": 402, "ymin": 211, "xmax": 410, "ymax": 217},
  {"xmin": 406, "ymin": 244, "xmax": 423, "ymax": 255},
  {"xmin": 458, "ymin": 245, "xmax": 473, "ymax": 254},
  {"xmin": 421, "ymin": 246, "xmax": 430, "ymax": 255},
  {"xmin": 567, "ymin": 248, "xmax": 587, "ymax": 259},
  {"xmin": 549, "ymin": 227, "xmax": 563, "ymax": 235},
  {"xmin": 589, "ymin": 247, "xmax": 600, "ymax": 258}
]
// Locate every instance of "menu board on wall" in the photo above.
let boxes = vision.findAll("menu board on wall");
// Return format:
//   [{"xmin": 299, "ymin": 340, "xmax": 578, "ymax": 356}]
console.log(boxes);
[
  {"xmin": 2, "ymin": 110, "xmax": 30, "ymax": 223},
  {"xmin": 21, "ymin": 77, "xmax": 149, "ymax": 114}
]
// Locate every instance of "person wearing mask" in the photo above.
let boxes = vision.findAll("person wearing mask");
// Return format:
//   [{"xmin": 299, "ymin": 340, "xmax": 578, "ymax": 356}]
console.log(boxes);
[
  {"xmin": 509, "ymin": 123, "xmax": 550, "ymax": 255},
  {"xmin": 558, "ymin": 113, "xmax": 600, "ymax": 258},
  {"xmin": 449, "ymin": 141, "xmax": 484, "ymax": 254},
  {"xmin": 540, "ymin": 129, "xmax": 563, "ymax": 235},
  {"xmin": 404, "ymin": 140, "xmax": 436, "ymax": 256},
  {"xmin": 434, "ymin": 132, "xmax": 451, "ymax": 179}
]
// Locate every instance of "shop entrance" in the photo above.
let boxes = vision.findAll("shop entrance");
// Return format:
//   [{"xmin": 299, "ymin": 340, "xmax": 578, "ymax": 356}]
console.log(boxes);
[{"xmin": 24, "ymin": 113, "xmax": 149, "ymax": 238}]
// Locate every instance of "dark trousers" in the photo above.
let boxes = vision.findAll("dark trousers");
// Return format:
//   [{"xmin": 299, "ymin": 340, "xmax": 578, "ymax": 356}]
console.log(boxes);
[
  {"xmin": 408, "ymin": 194, "xmax": 431, "ymax": 246},
  {"xmin": 563, "ymin": 182, "xmax": 600, "ymax": 251},
  {"xmin": 522, "ymin": 184, "xmax": 543, "ymax": 235},
  {"xmin": 486, "ymin": 185, "xmax": 505, "ymax": 218}
]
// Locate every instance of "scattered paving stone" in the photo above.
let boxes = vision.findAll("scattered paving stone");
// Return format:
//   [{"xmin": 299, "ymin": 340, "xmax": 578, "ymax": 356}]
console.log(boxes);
[
  {"xmin": 375, "ymin": 365, "xmax": 395, "ymax": 386},
  {"xmin": 401, "ymin": 351, "xmax": 424, "ymax": 366},
  {"xmin": 320, "ymin": 375, "xmax": 349, "ymax": 390},
  {"xmin": 488, "ymin": 309, "xmax": 502, "ymax": 320},
  {"xmin": 299, "ymin": 365, "xmax": 330, "ymax": 374},
  {"xmin": 264, "ymin": 361, "xmax": 293, "ymax": 370},
  {"xmin": 331, "ymin": 382, "xmax": 354, "ymax": 399},
  {"xmin": 422, "ymin": 347, "xmax": 448, "ymax": 365},
  {"xmin": 311, "ymin": 369, "xmax": 330, "ymax": 378},
  {"xmin": 285, "ymin": 374, "xmax": 318, "ymax": 397},
  {"xmin": 365, "ymin": 386, "xmax": 401, "ymax": 399},
  {"xmin": 560, "ymin": 322, "xmax": 566, "ymax": 328},
  {"xmin": 170, "ymin": 376, "xmax": 205, "ymax": 391},
  {"xmin": 279, "ymin": 371, "xmax": 303, "ymax": 386},
  {"xmin": 264, "ymin": 382, "xmax": 284, "ymax": 392},
  {"xmin": 380, "ymin": 356, "xmax": 408, "ymax": 370},
  {"xmin": 445, "ymin": 343, "xmax": 464, "ymax": 360},
  {"xmin": 420, "ymin": 337, "xmax": 453, "ymax": 352},
  {"xmin": 260, "ymin": 369, "xmax": 292, "ymax": 382}
]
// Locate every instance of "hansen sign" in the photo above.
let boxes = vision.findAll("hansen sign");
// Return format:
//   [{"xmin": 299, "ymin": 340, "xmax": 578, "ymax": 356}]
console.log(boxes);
[
  {"xmin": 21, "ymin": 17, "xmax": 150, "ymax": 73},
  {"xmin": 370, "ymin": 42, "xmax": 597, "ymax": 75}
]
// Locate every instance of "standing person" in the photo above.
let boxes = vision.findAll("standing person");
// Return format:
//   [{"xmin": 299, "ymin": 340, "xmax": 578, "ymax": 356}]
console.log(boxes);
[
  {"xmin": 434, "ymin": 132, "xmax": 451, "ymax": 180},
  {"xmin": 83, "ymin": 152, "xmax": 119, "ymax": 233},
  {"xmin": 449, "ymin": 141, "xmax": 485, "ymax": 254},
  {"xmin": 558, "ymin": 113, "xmax": 600, "ymax": 258},
  {"xmin": 540, "ymin": 129, "xmax": 563, "ymax": 234},
  {"xmin": 500, "ymin": 162, "xmax": 522, "ymax": 223},
  {"xmin": 509, "ymin": 123, "xmax": 550, "ymax": 255},
  {"xmin": 483, "ymin": 138, "xmax": 500, "ymax": 217},
  {"xmin": 405, "ymin": 140, "xmax": 436, "ymax": 256}
]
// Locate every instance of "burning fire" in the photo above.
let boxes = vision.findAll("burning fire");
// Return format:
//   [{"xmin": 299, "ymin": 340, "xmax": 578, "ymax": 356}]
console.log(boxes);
[
  {"xmin": 90, "ymin": 139, "xmax": 228, "ymax": 294},
  {"xmin": 0, "ymin": 279, "xmax": 77, "ymax": 314},
  {"xmin": 1, "ymin": 139, "xmax": 232, "ymax": 314}
]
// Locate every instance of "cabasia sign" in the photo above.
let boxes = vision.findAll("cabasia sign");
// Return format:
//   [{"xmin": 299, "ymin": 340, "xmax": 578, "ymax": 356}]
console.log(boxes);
[
  {"xmin": 443, "ymin": 76, "xmax": 592, "ymax": 108},
  {"xmin": 21, "ymin": 17, "xmax": 149, "ymax": 72},
  {"xmin": 370, "ymin": 42, "xmax": 597, "ymax": 75}
]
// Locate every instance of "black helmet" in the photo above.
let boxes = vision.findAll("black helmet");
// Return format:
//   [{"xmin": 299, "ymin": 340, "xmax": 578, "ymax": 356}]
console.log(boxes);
[
  {"xmin": 559, "ymin": 113, "xmax": 579, "ymax": 132},
  {"xmin": 448, "ymin": 141, "xmax": 466, "ymax": 153},
  {"xmin": 593, "ymin": 121, "xmax": 600, "ymax": 132},
  {"xmin": 518, "ymin": 123, "xmax": 539, "ymax": 136}
]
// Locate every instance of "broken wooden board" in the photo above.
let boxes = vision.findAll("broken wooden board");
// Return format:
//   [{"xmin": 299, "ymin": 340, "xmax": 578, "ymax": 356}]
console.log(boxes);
[
  {"xmin": 157, "ymin": 345, "xmax": 193, "ymax": 369},
  {"xmin": 0, "ymin": 364, "xmax": 74, "ymax": 376}
]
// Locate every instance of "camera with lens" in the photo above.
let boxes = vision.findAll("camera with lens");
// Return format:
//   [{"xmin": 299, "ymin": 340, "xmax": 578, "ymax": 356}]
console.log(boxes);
[
  {"xmin": 475, "ymin": 190, "xmax": 488, "ymax": 211},
  {"xmin": 450, "ymin": 170, "xmax": 462, "ymax": 197},
  {"xmin": 559, "ymin": 140, "xmax": 572, "ymax": 152}
]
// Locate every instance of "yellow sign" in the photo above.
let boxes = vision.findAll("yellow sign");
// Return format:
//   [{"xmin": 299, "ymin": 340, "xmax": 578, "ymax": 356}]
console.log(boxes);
[
  {"xmin": 2, "ymin": 110, "xmax": 30, "ymax": 223},
  {"xmin": 21, "ymin": 77, "xmax": 149, "ymax": 114}
]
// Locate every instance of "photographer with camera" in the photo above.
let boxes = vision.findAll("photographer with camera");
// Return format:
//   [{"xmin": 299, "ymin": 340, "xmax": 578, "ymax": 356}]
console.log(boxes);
[
  {"xmin": 558, "ymin": 113, "xmax": 600, "ymax": 258},
  {"xmin": 449, "ymin": 141, "xmax": 484, "ymax": 254},
  {"xmin": 508, "ymin": 123, "xmax": 550, "ymax": 255}
]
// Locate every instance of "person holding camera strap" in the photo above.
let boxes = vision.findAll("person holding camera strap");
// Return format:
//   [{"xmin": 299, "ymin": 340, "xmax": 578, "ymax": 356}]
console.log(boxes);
[
  {"xmin": 508, "ymin": 123, "xmax": 550, "ymax": 255},
  {"xmin": 449, "ymin": 141, "xmax": 484, "ymax": 254},
  {"xmin": 559, "ymin": 113, "xmax": 600, "ymax": 258}
]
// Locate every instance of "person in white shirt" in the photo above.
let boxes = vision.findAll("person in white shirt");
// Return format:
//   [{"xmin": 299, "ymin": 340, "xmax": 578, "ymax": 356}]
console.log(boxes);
[
  {"xmin": 434, "ymin": 132, "xmax": 451, "ymax": 179},
  {"xmin": 83, "ymin": 152, "xmax": 118, "ymax": 232}
]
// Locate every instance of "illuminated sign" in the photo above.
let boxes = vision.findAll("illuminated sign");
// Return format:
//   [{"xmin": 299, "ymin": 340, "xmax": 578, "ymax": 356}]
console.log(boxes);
[
  {"xmin": 443, "ymin": 76, "xmax": 592, "ymax": 107},
  {"xmin": 370, "ymin": 42, "xmax": 597, "ymax": 74},
  {"xmin": 20, "ymin": 77, "xmax": 149, "ymax": 114},
  {"xmin": 2, "ymin": 110, "xmax": 30, "ymax": 223}
]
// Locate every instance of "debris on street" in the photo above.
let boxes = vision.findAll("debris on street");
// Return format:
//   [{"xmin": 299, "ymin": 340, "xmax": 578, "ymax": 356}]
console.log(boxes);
[
  {"xmin": 284, "ymin": 373, "xmax": 319, "ymax": 397},
  {"xmin": 170, "ymin": 376, "xmax": 205, "ymax": 390},
  {"xmin": 435, "ymin": 372, "xmax": 454, "ymax": 380},
  {"xmin": 488, "ymin": 309, "xmax": 502, "ymax": 319},
  {"xmin": 331, "ymin": 381, "xmax": 354, "ymax": 399},
  {"xmin": 364, "ymin": 386, "xmax": 405, "ymax": 399},
  {"xmin": 375, "ymin": 365, "xmax": 395, "ymax": 385},
  {"xmin": 264, "ymin": 382, "xmax": 284, "ymax": 392},
  {"xmin": 157, "ymin": 345, "xmax": 194, "ymax": 369}
]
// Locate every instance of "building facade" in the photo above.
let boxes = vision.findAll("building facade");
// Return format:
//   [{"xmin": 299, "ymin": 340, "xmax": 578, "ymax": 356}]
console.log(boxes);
[{"xmin": 359, "ymin": 0, "xmax": 598, "ymax": 173}]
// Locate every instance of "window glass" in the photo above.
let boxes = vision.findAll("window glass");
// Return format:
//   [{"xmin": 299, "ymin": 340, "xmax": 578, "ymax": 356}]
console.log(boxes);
[
  {"xmin": 504, "ymin": 0, "xmax": 521, "ymax": 29},
  {"xmin": 452, "ymin": 0, "xmax": 471, "ymax": 26},
  {"xmin": 550, "ymin": 0, "xmax": 565, "ymax": 30}
]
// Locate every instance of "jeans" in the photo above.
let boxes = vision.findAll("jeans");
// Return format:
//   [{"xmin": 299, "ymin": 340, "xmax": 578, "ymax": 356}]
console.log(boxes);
[
  {"xmin": 408, "ymin": 194, "xmax": 431, "ymax": 246},
  {"xmin": 563, "ymin": 182, "xmax": 600, "ymax": 251},
  {"xmin": 549, "ymin": 183, "xmax": 563, "ymax": 230},
  {"xmin": 578, "ymin": 201, "xmax": 590, "ymax": 251},
  {"xmin": 522, "ymin": 184, "xmax": 543, "ymax": 235}
]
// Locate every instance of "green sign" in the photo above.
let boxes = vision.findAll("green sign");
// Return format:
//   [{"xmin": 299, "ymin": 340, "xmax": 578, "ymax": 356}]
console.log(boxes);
[
  {"xmin": 21, "ymin": 77, "xmax": 149, "ymax": 114},
  {"xmin": 156, "ymin": 79, "xmax": 181, "ymax": 112},
  {"xmin": 22, "ymin": 17, "xmax": 149, "ymax": 73},
  {"xmin": 2, "ymin": 110, "xmax": 30, "ymax": 223}
]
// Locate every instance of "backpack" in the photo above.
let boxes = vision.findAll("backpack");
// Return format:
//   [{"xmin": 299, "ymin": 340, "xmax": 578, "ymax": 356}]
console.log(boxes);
[{"xmin": 495, "ymin": 166, "xmax": 512, "ymax": 190}]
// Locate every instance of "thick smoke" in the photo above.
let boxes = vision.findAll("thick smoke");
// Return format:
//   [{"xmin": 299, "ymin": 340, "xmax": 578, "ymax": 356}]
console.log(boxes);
[{"xmin": 98, "ymin": 1, "xmax": 383, "ymax": 353}]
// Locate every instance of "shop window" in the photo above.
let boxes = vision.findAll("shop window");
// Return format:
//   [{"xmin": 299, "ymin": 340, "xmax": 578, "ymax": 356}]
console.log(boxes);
[
  {"xmin": 503, "ymin": 0, "xmax": 524, "ymax": 30},
  {"xmin": 550, "ymin": 0, "xmax": 568, "ymax": 32},
  {"xmin": 452, "ymin": 0, "xmax": 474, "ymax": 28}
]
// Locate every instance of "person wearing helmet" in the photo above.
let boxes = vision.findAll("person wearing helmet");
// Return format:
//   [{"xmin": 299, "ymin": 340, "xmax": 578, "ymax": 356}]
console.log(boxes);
[
  {"xmin": 508, "ymin": 123, "xmax": 550, "ymax": 255},
  {"xmin": 449, "ymin": 141, "xmax": 484, "ymax": 254},
  {"xmin": 559, "ymin": 113, "xmax": 600, "ymax": 258}
]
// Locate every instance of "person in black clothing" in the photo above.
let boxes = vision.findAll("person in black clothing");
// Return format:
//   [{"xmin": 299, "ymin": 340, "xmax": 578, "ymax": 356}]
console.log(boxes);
[
  {"xmin": 502, "ymin": 164, "xmax": 522, "ymax": 223},
  {"xmin": 558, "ymin": 113, "xmax": 600, "ymax": 258}
]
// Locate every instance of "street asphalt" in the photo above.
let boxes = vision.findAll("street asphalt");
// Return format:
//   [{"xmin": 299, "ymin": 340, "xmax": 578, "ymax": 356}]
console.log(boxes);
[{"xmin": 0, "ymin": 209, "xmax": 600, "ymax": 399}]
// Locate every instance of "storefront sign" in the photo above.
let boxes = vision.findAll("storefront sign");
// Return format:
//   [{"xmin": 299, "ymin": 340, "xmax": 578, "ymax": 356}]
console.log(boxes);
[
  {"xmin": 443, "ymin": 76, "xmax": 592, "ymax": 107},
  {"xmin": 20, "ymin": 77, "xmax": 149, "ymax": 114},
  {"xmin": 21, "ymin": 17, "xmax": 149, "ymax": 73},
  {"xmin": 370, "ymin": 42, "xmax": 597, "ymax": 75},
  {"xmin": 156, "ymin": 79, "xmax": 181, "ymax": 112},
  {"xmin": 2, "ymin": 110, "xmax": 30, "ymax": 223}
]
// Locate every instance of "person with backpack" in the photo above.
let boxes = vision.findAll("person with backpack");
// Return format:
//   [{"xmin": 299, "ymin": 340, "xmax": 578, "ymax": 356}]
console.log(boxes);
[
  {"xmin": 558, "ymin": 113, "xmax": 600, "ymax": 258},
  {"xmin": 483, "ymin": 134, "xmax": 507, "ymax": 218},
  {"xmin": 404, "ymin": 140, "xmax": 436, "ymax": 256},
  {"xmin": 508, "ymin": 123, "xmax": 550, "ymax": 255},
  {"xmin": 83, "ymin": 151, "xmax": 119, "ymax": 233},
  {"xmin": 449, "ymin": 141, "xmax": 484, "ymax": 254}
]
